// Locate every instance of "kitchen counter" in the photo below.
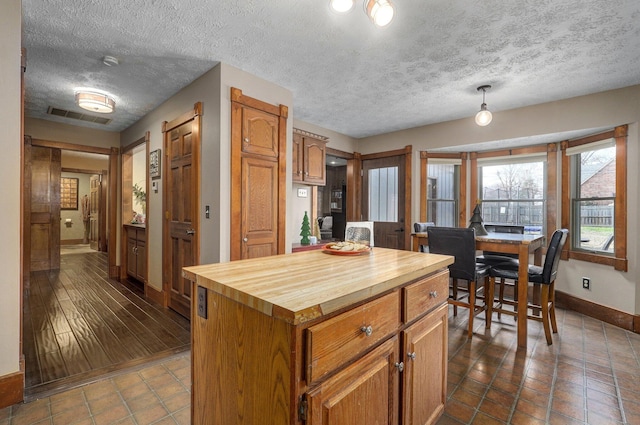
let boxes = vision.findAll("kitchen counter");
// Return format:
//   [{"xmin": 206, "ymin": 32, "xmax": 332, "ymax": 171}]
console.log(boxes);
[{"xmin": 183, "ymin": 247, "xmax": 453, "ymax": 325}]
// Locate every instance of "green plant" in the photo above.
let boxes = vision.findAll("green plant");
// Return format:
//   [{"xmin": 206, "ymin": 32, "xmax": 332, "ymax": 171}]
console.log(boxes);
[{"xmin": 133, "ymin": 183, "xmax": 146, "ymax": 204}]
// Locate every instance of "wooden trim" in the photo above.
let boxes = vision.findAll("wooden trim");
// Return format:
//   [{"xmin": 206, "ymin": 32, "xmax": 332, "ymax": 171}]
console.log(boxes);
[
  {"xmin": 563, "ymin": 130, "xmax": 616, "ymax": 149},
  {"xmin": 229, "ymin": 101, "xmax": 242, "ymax": 260},
  {"xmin": 108, "ymin": 147, "xmax": 119, "ymax": 278},
  {"xmin": 404, "ymin": 146, "xmax": 412, "ymax": 250},
  {"xmin": 145, "ymin": 283, "xmax": 164, "ymax": 306},
  {"xmin": 347, "ymin": 153, "xmax": 362, "ymax": 221},
  {"xmin": 326, "ymin": 147, "xmax": 354, "ymax": 159},
  {"xmin": 474, "ymin": 144, "xmax": 549, "ymax": 160},
  {"xmin": 30, "ymin": 138, "xmax": 112, "ymax": 155},
  {"xmin": 556, "ymin": 290, "xmax": 636, "ymax": 332},
  {"xmin": 230, "ymin": 87, "xmax": 281, "ymax": 116},
  {"xmin": 122, "ymin": 133, "xmax": 148, "ymax": 153},
  {"xmin": 360, "ymin": 147, "xmax": 408, "ymax": 161},
  {"xmin": 0, "ymin": 371, "xmax": 24, "ymax": 408},
  {"xmin": 293, "ymin": 127, "xmax": 329, "ymax": 141},
  {"xmin": 277, "ymin": 111, "xmax": 287, "ymax": 255},
  {"xmin": 459, "ymin": 153, "xmax": 467, "ymax": 227},
  {"xmin": 469, "ymin": 153, "xmax": 478, "ymax": 209},
  {"xmin": 419, "ymin": 154, "xmax": 427, "ymax": 222},
  {"xmin": 61, "ymin": 167, "xmax": 103, "ymax": 175},
  {"xmin": 163, "ymin": 102, "xmax": 202, "ymax": 133},
  {"xmin": 560, "ymin": 141, "xmax": 571, "ymax": 260},
  {"xmin": 546, "ymin": 143, "xmax": 558, "ymax": 249},
  {"xmin": 634, "ymin": 316, "xmax": 640, "ymax": 334},
  {"xmin": 61, "ymin": 239, "xmax": 84, "ymax": 245}
]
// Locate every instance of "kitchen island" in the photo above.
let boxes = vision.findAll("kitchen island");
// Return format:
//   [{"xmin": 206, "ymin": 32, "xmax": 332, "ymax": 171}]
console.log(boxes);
[{"xmin": 183, "ymin": 247, "xmax": 454, "ymax": 425}]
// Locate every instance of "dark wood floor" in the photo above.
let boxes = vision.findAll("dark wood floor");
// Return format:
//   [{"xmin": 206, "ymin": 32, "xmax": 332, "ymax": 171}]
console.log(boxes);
[{"xmin": 23, "ymin": 251, "xmax": 190, "ymax": 400}]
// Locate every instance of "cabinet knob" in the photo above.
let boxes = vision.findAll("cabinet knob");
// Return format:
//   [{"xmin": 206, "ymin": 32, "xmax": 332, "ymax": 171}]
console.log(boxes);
[
  {"xmin": 186, "ymin": 229, "xmax": 196, "ymax": 235},
  {"xmin": 360, "ymin": 325, "xmax": 373, "ymax": 337},
  {"xmin": 429, "ymin": 290, "xmax": 438, "ymax": 298},
  {"xmin": 407, "ymin": 352, "xmax": 416, "ymax": 361},
  {"xmin": 243, "ymin": 237, "xmax": 248, "ymax": 242},
  {"xmin": 394, "ymin": 362, "xmax": 404, "ymax": 372},
  {"xmin": 243, "ymin": 138, "xmax": 249, "ymax": 143}
]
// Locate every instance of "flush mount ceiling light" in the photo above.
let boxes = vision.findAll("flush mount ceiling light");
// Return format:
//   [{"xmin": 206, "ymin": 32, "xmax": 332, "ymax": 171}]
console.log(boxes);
[
  {"xmin": 475, "ymin": 85, "xmax": 493, "ymax": 126},
  {"xmin": 330, "ymin": 0, "xmax": 395, "ymax": 27},
  {"xmin": 75, "ymin": 91, "xmax": 116, "ymax": 114}
]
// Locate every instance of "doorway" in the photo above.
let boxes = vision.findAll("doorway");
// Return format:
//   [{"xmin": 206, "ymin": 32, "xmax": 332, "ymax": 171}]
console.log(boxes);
[{"xmin": 361, "ymin": 146, "xmax": 412, "ymax": 250}]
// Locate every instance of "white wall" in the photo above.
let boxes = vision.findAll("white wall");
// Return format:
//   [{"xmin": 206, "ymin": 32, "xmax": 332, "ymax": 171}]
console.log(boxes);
[
  {"xmin": 0, "ymin": 0, "xmax": 21, "ymax": 377},
  {"xmin": 120, "ymin": 62, "xmax": 294, "ymax": 288},
  {"xmin": 357, "ymin": 86, "xmax": 640, "ymax": 315}
]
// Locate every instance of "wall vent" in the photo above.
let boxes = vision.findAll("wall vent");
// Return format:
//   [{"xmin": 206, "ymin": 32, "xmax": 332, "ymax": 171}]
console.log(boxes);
[{"xmin": 47, "ymin": 106, "xmax": 112, "ymax": 125}]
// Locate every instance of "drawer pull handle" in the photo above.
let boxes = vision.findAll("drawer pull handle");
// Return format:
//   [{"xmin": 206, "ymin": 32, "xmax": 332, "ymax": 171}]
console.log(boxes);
[
  {"xmin": 360, "ymin": 325, "xmax": 373, "ymax": 337},
  {"xmin": 395, "ymin": 362, "xmax": 404, "ymax": 372},
  {"xmin": 429, "ymin": 290, "xmax": 438, "ymax": 298},
  {"xmin": 407, "ymin": 352, "xmax": 416, "ymax": 360}
]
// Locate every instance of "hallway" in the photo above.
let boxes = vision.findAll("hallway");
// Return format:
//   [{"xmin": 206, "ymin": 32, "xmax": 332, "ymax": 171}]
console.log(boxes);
[{"xmin": 23, "ymin": 251, "xmax": 190, "ymax": 401}]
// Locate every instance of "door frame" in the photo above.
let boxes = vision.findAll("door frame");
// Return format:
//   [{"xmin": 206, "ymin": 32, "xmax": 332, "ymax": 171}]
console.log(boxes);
[
  {"xmin": 360, "ymin": 146, "xmax": 412, "ymax": 250},
  {"xmin": 24, "ymin": 137, "xmax": 119, "ymax": 279}
]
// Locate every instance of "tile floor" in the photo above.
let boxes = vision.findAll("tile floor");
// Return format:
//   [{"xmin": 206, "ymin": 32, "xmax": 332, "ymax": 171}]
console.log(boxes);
[{"xmin": 2, "ymin": 306, "xmax": 639, "ymax": 425}]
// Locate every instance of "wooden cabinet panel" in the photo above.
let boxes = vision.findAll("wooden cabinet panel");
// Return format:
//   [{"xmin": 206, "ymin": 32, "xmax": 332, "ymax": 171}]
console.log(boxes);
[
  {"xmin": 306, "ymin": 291, "xmax": 401, "ymax": 382},
  {"xmin": 293, "ymin": 131, "xmax": 327, "ymax": 185},
  {"xmin": 403, "ymin": 269, "xmax": 449, "ymax": 323},
  {"xmin": 125, "ymin": 225, "xmax": 146, "ymax": 282},
  {"xmin": 402, "ymin": 304, "xmax": 448, "ymax": 425},
  {"xmin": 306, "ymin": 337, "xmax": 400, "ymax": 425}
]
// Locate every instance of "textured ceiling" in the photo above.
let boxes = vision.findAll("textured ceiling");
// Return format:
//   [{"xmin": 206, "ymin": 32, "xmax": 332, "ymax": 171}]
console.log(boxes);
[{"xmin": 22, "ymin": 0, "xmax": 640, "ymax": 140}]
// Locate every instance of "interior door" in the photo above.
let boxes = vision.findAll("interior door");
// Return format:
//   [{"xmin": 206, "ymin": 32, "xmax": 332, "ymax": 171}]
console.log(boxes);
[
  {"xmin": 362, "ymin": 154, "xmax": 407, "ymax": 250},
  {"xmin": 230, "ymin": 87, "xmax": 287, "ymax": 260},
  {"xmin": 89, "ymin": 174, "xmax": 100, "ymax": 250},
  {"xmin": 29, "ymin": 145, "xmax": 61, "ymax": 271},
  {"xmin": 163, "ymin": 105, "xmax": 201, "ymax": 318}
]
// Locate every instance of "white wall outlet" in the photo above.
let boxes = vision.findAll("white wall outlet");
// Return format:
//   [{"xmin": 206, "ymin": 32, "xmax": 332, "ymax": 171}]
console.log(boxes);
[{"xmin": 297, "ymin": 188, "xmax": 308, "ymax": 198}]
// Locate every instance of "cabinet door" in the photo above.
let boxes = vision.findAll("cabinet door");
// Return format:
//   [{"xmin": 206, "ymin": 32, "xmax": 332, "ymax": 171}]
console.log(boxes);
[
  {"xmin": 135, "ymin": 235, "xmax": 146, "ymax": 282},
  {"xmin": 303, "ymin": 138, "xmax": 326, "ymax": 185},
  {"xmin": 126, "ymin": 237, "xmax": 137, "ymax": 277},
  {"xmin": 292, "ymin": 133, "xmax": 303, "ymax": 182},
  {"xmin": 306, "ymin": 337, "xmax": 400, "ymax": 425},
  {"xmin": 402, "ymin": 303, "xmax": 448, "ymax": 425}
]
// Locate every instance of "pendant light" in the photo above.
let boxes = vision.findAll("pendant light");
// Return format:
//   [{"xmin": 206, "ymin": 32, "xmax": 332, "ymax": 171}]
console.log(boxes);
[{"xmin": 475, "ymin": 85, "xmax": 492, "ymax": 126}]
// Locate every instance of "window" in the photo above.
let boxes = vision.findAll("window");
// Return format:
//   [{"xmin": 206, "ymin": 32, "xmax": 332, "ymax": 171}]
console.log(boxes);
[
  {"xmin": 479, "ymin": 159, "xmax": 546, "ymax": 235},
  {"xmin": 368, "ymin": 166, "xmax": 398, "ymax": 222},
  {"xmin": 427, "ymin": 163, "xmax": 459, "ymax": 227},
  {"xmin": 60, "ymin": 177, "xmax": 79, "ymax": 210},
  {"xmin": 561, "ymin": 125, "xmax": 627, "ymax": 271},
  {"xmin": 420, "ymin": 153, "xmax": 467, "ymax": 227}
]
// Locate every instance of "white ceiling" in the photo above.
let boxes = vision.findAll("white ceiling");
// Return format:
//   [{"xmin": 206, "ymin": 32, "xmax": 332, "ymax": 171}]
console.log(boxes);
[{"xmin": 22, "ymin": 0, "xmax": 640, "ymax": 142}]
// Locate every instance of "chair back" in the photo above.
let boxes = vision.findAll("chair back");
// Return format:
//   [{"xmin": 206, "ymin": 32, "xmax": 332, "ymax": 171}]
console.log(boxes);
[
  {"xmin": 542, "ymin": 229, "xmax": 569, "ymax": 284},
  {"xmin": 413, "ymin": 222, "xmax": 435, "ymax": 233},
  {"xmin": 427, "ymin": 227, "xmax": 477, "ymax": 281},
  {"xmin": 483, "ymin": 224, "xmax": 525, "ymax": 259},
  {"xmin": 345, "ymin": 221, "xmax": 374, "ymax": 246}
]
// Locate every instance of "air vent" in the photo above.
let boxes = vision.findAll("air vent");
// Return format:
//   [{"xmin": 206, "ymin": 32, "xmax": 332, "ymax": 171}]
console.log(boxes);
[{"xmin": 47, "ymin": 106, "xmax": 112, "ymax": 125}]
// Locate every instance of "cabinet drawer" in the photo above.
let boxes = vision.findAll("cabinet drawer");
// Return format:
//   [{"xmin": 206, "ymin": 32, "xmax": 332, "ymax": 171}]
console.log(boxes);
[
  {"xmin": 403, "ymin": 269, "xmax": 449, "ymax": 323},
  {"xmin": 306, "ymin": 291, "xmax": 401, "ymax": 383}
]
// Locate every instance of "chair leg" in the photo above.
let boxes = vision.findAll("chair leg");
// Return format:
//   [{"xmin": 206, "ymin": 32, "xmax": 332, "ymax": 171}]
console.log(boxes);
[
  {"xmin": 549, "ymin": 280, "xmax": 558, "ymax": 334},
  {"xmin": 540, "ymin": 284, "xmax": 553, "ymax": 345},
  {"xmin": 452, "ymin": 278, "xmax": 458, "ymax": 317},
  {"xmin": 467, "ymin": 280, "xmax": 476, "ymax": 338},
  {"xmin": 486, "ymin": 276, "xmax": 494, "ymax": 329},
  {"xmin": 497, "ymin": 277, "xmax": 504, "ymax": 319}
]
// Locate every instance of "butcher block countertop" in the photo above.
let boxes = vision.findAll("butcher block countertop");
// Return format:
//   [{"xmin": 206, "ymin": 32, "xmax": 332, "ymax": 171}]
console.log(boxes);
[{"xmin": 183, "ymin": 247, "xmax": 453, "ymax": 325}]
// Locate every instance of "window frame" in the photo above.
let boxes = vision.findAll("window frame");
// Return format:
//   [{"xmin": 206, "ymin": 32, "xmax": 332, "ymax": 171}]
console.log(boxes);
[
  {"xmin": 561, "ymin": 125, "xmax": 628, "ymax": 271},
  {"xmin": 420, "ymin": 152, "xmax": 467, "ymax": 227}
]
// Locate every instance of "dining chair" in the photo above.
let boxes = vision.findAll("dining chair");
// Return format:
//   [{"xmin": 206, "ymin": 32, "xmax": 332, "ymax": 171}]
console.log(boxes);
[
  {"xmin": 413, "ymin": 222, "xmax": 434, "ymax": 252},
  {"xmin": 486, "ymin": 229, "xmax": 569, "ymax": 345},
  {"xmin": 344, "ymin": 221, "xmax": 374, "ymax": 246},
  {"xmin": 476, "ymin": 224, "xmax": 525, "ymax": 318},
  {"xmin": 426, "ymin": 226, "xmax": 490, "ymax": 338}
]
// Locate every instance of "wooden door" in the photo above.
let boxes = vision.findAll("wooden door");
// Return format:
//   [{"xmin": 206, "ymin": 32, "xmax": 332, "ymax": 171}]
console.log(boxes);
[
  {"xmin": 402, "ymin": 304, "xmax": 448, "ymax": 425},
  {"xmin": 306, "ymin": 337, "xmax": 400, "ymax": 425},
  {"xmin": 163, "ymin": 104, "xmax": 201, "ymax": 318},
  {"xmin": 89, "ymin": 174, "xmax": 100, "ymax": 250},
  {"xmin": 230, "ymin": 87, "xmax": 287, "ymax": 260},
  {"xmin": 362, "ymin": 148, "xmax": 411, "ymax": 250},
  {"xmin": 29, "ymin": 145, "xmax": 61, "ymax": 271}
]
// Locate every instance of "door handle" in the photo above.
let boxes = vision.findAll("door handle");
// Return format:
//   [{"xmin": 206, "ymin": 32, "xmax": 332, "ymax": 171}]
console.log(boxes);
[{"xmin": 186, "ymin": 229, "xmax": 195, "ymax": 235}]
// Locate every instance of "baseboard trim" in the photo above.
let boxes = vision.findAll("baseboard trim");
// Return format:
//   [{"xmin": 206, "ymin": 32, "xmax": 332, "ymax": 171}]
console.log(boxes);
[
  {"xmin": 145, "ymin": 284, "xmax": 164, "ymax": 306},
  {"xmin": 555, "ymin": 290, "xmax": 637, "ymax": 332},
  {"xmin": 0, "ymin": 371, "xmax": 24, "ymax": 409},
  {"xmin": 60, "ymin": 239, "xmax": 84, "ymax": 245}
]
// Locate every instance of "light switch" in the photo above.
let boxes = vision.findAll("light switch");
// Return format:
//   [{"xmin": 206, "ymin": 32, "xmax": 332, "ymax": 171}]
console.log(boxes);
[
  {"xmin": 298, "ymin": 188, "xmax": 308, "ymax": 198},
  {"xmin": 152, "ymin": 181, "xmax": 158, "ymax": 193}
]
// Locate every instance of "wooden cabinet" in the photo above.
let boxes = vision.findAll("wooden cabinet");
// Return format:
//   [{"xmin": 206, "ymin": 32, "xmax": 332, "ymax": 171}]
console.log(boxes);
[
  {"xmin": 185, "ymin": 249, "xmax": 452, "ymax": 425},
  {"xmin": 125, "ymin": 225, "xmax": 146, "ymax": 282},
  {"xmin": 293, "ymin": 131, "xmax": 327, "ymax": 185}
]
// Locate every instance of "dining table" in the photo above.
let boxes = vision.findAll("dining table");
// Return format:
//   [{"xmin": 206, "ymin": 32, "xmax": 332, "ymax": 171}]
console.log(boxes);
[{"xmin": 411, "ymin": 231, "xmax": 546, "ymax": 349}]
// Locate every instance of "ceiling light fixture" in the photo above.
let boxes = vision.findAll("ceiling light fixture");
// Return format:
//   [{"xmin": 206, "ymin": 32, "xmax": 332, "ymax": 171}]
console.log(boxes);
[
  {"xmin": 329, "ymin": 0, "xmax": 355, "ymax": 13},
  {"xmin": 475, "ymin": 85, "xmax": 492, "ymax": 126},
  {"xmin": 330, "ymin": 0, "xmax": 395, "ymax": 27},
  {"xmin": 75, "ymin": 91, "xmax": 116, "ymax": 114}
]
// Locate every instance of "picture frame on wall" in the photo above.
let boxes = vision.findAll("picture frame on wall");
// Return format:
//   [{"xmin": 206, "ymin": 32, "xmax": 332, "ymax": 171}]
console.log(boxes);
[{"xmin": 150, "ymin": 149, "xmax": 161, "ymax": 179}]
